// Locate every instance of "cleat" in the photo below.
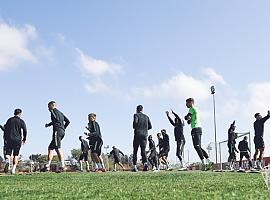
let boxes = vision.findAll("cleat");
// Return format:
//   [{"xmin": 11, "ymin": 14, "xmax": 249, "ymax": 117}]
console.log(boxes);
[
  {"xmin": 143, "ymin": 164, "xmax": 149, "ymax": 172},
  {"xmin": 4, "ymin": 163, "xmax": 10, "ymax": 174}
]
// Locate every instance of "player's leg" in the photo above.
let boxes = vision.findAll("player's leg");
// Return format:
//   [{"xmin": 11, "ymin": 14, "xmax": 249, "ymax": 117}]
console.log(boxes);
[
  {"xmin": 132, "ymin": 135, "xmax": 140, "ymax": 172},
  {"xmin": 118, "ymin": 162, "xmax": 125, "ymax": 170},
  {"xmin": 239, "ymin": 152, "xmax": 244, "ymax": 170},
  {"xmin": 84, "ymin": 152, "xmax": 90, "ymax": 171},
  {"xmin": 11, "ymin": 143, "xmax": 22, "ymax": 174},
  {"xmin": 258, "ymin": 148, "xmax": 265, "ymax": 170},
  {"xmin": 4, "ymin": 144, "xmax": 12, "ymax": 173},
  {"xmin": 176, "ymin": 141, "xmax": 183, "ymax": 167},
  {"xmin": 139, "ymin": 136, "xmax": 148, "ymax": 171},
  {"xmin": 245, "ymin": 153, "xmax": 252, "ymax": 169}
]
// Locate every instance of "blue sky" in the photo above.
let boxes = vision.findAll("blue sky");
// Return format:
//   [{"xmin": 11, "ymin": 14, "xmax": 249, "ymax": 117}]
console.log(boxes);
[{"xmin": 1, "ymin": 1, "xmax": 270, "ymax": 163}]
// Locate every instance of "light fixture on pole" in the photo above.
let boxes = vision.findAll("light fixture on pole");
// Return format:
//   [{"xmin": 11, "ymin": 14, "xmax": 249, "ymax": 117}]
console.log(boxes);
[{"xmin": 211, "ymin": 85, "xmax": 218, "ymax": 164}]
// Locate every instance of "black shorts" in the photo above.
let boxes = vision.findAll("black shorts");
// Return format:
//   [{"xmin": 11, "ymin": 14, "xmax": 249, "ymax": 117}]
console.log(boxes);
[
  {"xmin": 254, "ymin": 136, "xmax": 264, "ymax": 149},
  {"xmin": 240, "ymin": 152, "xmax": 250, "ymax": 160},
  {"xmin": 48, "ymin": 129, "xmax": 65, "ymax": 150},
  {"xmin": 79, "ymin": 152, "xmax": 89, "ymax": 161},
  {"xmin": 5, "ymin": 140, "xmax": 21, "ymax": 156},
  {"xmin": 114, "ymin": 156, "xmax": 121, "ymax": 164},
  {"xmin": 90, "ymin": 138, "xmax": 103, "ymax": 156},
  {"xmin": 191, "ymin": 128, "xmax": 202, "ymax": 146},
  {"xmin": 159, "ymin": 147, "xmax": 170, "ymax": 157}
]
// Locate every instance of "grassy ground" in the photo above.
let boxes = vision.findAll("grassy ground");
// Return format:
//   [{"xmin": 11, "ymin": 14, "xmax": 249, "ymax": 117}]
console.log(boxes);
[{"xmin": 0, "ymin": 171, "xmax": 269, "ymax": 200}]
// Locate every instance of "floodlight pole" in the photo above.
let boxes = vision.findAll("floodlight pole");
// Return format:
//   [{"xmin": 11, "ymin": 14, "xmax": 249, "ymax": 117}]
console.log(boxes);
[{"xmin": 211, "ymin": 86, "xmax": 218, "ymax": 164}]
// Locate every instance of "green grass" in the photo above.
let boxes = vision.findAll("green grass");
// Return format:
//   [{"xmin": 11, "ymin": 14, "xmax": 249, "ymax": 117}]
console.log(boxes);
[{"xmin": 0, "ymin": 171, "xmax": 269, "ymax": 200}]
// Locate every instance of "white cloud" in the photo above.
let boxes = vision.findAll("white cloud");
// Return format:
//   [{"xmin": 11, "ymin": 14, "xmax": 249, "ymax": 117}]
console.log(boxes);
[
  {"xmin": 75, "ymin": 48, "xmax": 122, "ymax": 77},
  {"xmin": 0, "ymin": 22, "xmax": 37, "ymax": 70},
  {"xmin": 202, "ymin": 67, "xmax": 227, "ymax": 85},
  {"xmin": 84, "ymin": 79, "xmax": 112, "ymax": 94}
]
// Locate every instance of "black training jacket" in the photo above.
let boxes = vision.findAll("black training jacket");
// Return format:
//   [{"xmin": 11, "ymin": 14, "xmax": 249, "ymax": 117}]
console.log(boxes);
[
  {"xmin": 133, "ymin": 112, "xmax": 152, "ymax": 137},
  {"xmin": 4, "ymin": 116, "xmax": 27, "ymax": 142}
]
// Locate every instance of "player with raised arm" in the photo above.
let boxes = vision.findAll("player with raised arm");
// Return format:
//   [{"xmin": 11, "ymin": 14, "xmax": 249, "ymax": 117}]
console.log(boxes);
[
  {"xmin": 253, "ymin": 111, "xmax": 270, "ymax": 170},
  {"xmin": 45, "ymin": 101, "xmax": 70, "ymax": 172},
  {"xmin": 227, "ymin": 121, "xmax": 239, "ymax": 171},
  {"xmin": 185, "ymin": 98, "xmax": 212, "ymax": 171},
  {"xmin": 166, "ymin": 109, "xmax": 186, "ymax": 170}
]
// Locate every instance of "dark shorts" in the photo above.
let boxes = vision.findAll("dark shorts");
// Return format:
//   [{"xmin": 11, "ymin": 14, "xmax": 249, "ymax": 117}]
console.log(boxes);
[
  {"xmin": 114, "ymin": 156, "xmax": 121, "ymax": 164},
  {"xmin": 191, "ymin": 127, "xmax": 202, "ymax": 146},
  {"xmin": 79, "ymin": 152, "xmax": 89, "ymax": 161},
  {"xmin": 5, "ymin": 140, "xmax": 21, "ymax": 156},
  {"xmin": 48, "ymin": 129, "xmax": 65, "ymax": 150},
  {"xmin": 159, "ymin": 147, "xmax": 170, "ymax": 157},
  {"xmin": 254, "ymin": 136, "xmax": 264, "ymax": 149},
  {"xmin": 90, "ymin": 138, "xmax": 103, "ymax": 156},
  {"xmin": 240, "ymin": 152, "xmax": 250, "ymax": 160}
]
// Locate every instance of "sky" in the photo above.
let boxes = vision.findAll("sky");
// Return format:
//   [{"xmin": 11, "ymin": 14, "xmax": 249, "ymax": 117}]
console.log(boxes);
[{"xmin": 1, "ymin": 0, "xmax": 270, "ymax": 163}]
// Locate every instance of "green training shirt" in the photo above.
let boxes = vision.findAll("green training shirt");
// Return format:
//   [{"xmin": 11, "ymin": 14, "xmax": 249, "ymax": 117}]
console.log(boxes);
[{"xmin": 188, "ymin": 106, "xmax": 202, "ymax": 129}]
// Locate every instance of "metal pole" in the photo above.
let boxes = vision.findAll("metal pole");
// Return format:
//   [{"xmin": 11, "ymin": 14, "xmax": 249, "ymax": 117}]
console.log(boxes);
[
  {"xmin": 211, "ymin": 86, "xmax": 218, "ymax": 164},
  {"xmin": 219, "ymin": 143, "xmax": 222, "ymax": 171}
]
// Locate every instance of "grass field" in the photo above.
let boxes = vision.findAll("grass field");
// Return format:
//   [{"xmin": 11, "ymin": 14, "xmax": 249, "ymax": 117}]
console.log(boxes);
[{"xmin": 0, "ymin": 171, "xmax": 269, "ymax": 200}]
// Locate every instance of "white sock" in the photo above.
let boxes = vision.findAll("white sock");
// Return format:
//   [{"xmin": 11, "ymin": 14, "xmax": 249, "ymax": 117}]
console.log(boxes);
[
  {"xmin": 47, "ymin": 160, "xmax": 52, "ymax": 167},
  {"xmin": 97, "ymin": 163, "xmax": 102, "ymax": 169},
  {"xmin": 5, "ymin": 159, "xmax": 10, "ymax": 164},
  {"xmin": 61, "ymin": 161, "xmax": 65, "ymax": 168},
  {"xmin": 201, "ymin": 159, "xmax": 205, "ymax": 165},
  {"xmin": 12, "ymin": 165, "xmax": 16, "ymax": 173}
]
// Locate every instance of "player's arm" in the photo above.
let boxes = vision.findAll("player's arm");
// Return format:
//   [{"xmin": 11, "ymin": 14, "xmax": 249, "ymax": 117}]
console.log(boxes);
[
  {"xmin": 119, "ymin": 150, "xmax": 125, "ymax": 156},
  {"xmin": 63, "ymin": 114, "xmax": 70, "ymax": 129},
  {"xmin": 21, "ymin": 120, "xmax": 27, "ymax": 144},
  {"xmin": 262, "ymin": 111, "xmax": 270, "ymax": 123},
  {"xmin": 166, "ymin": 111, "xmax": 175, "ymax": 126},
  {"xmin": 148, "ymin": 117, "xmax": 152, "ymax": 130},
  {"xmin": 184, "ymin": 113, "xmax": 192, "ymax": 124},
  {"xmin": 133, "ymin": 114, "xmax": 138, "ymax": 130},
  {"xmin": 0, "ymin": 124, "xmax": 5, "ymax": 132}
]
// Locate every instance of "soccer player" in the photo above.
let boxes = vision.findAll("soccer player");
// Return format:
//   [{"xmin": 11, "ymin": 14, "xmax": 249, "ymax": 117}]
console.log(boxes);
[
  {"xmin": 132, "ymin": 105, "xmax": 152, "ymax": 172},
  {"xmin": 147, "ymin": 135, "xmax": 159, "ymax": 171},
  {"xmin": 84, "ymin": 113, "xmax": 105, "ymax": 172},
  {"xmin": 238, "ymin": 136, "xmax": 252, "ymax": 171},
  {"xmin": 3, "ymin": 109, "xmax": 27, "ymax": 174},
  {"xmin": 0, "ymin": 124, "xmax": 7, "ymax": 157},
  {"xmin": 166, "ymin": 110, "xmax": 186, "ymax": 170},
  {"xmin": 185, "ymin": 98, "xmax": 212, "ymax": 171},
  {"xmin": 79, "ymin": 136, "xmax": 90, "ymax": 172},
  {"xmin": 227, "ymin": 121, "xmax": 239, "ymax": 171},
  {"xmin": 45, "ymin": 101, "xmax": 70, "ymax": 172},
  {"xmin": 109, "ymin": 146, "xmax": 125, "ymax": 171},
  {"xmin": 161, "ymin": 129, "xmax": 171, "ymax": 170},
  {"xmin": 253, "ymin": 111, "xmax": 270, "ymax": 170}
]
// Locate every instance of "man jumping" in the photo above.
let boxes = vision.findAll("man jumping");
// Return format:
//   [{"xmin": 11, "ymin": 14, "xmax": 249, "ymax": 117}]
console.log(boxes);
[
  {"xmin": 166, "ymin": 110, "xmax": 186, "ymax": 170},
  {"xmin": 185, "ymin": 98, "xmax": 212, "ymax": 171},
  {"xmin": 45, "ymin": 101, "xmax": 70, "ymax": 172},
  {"xmin": 132, "ymin": 105, "xmax": 152, "ymax": 172},
  {"xmin": 253, "ymin": 111, "xmax": 270, "ymax": 170},
  {"xmin": 3, "ymin": 109, "xmax": 27, "ymax": 174}
]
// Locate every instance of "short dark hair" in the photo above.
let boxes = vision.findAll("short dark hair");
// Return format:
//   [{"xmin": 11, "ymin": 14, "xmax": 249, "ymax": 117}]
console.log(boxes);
[
  {"xmin": 137, "ymin": 105, "xmax": 143, "ymax": 112},
  {"xmin": 14, "ymin": 109, "xmax": 22, "ymax": 115},
  {"xmin": 48, "ymin": 101, "xmax": 56, "ymax": 106},
  {"xmin": 186, "ymin": 98, "xmax": 194, "ymax": 103},
  {"xmin": 244, "ymin": 136, "xmax": 248, "ymax": 140},
  {"xmin": 88, "ymin": 113, "xmax": 96, "ymax": 118},
  {"xmin": 79, "ymin": 136, "xmax": 83, "ymax": 140},
  {"xmin": 255, "ymin": 113, "xmax": 260, "ymax": 118}
]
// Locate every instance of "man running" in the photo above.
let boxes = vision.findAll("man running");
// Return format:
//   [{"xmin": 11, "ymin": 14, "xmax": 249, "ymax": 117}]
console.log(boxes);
[
  {"xmin": 109, "ymin": 146, "xmax": 125, "ymax": 171},
  {"xmin": 147, "ymin": 135, "xmax": 159, "ymax": 171},
  {"xmin": 238, "ymin": 136, "xmax": 252, "ymax": 171},
  {"xmin": 45, "ymin": 101, "xmax": 70, "ymax": 172},
  {"xmin": 185, "ymin": 98, "xmax": 212, "ymax": 171},
  {"xmin": 166, "ymin": 110, "xmax": 186, "ymax": 170},
  {"xmin": 227, "ymin": 121, "xmax": 239, "ymax": 171},
  {"xmin": 85, "ymin": 113, "xmax": 105, "ymax": 172},
  {"xmin": 3, "ymin": 109, "xmax": 27, "ymax": 174},
  {"xmin": 253, "ymin": 111, "xmax": 270, "ymax": 170},
  {"xmin": 79, "ymin": 136, "xmax": 90, "ymax": 172},
  {"xmin": 132, "ymin": 105, "xmax": 152, "ymax": 172}
]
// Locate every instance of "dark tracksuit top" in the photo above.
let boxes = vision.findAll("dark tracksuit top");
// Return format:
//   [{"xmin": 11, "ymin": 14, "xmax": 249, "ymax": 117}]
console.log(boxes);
[
  {"xmin": 162, "ymin": 133, "xmax": 170, "ymax": 150},
  {"xmin": 47, "ymin": 108, "xmax": 70, "ymax": 132},
  {"xmin": 148, "ymin": 138, "xmax": 156, "ymax": 152},
  {"xmin": 133, "ymin": 113, "xmax": 152, "ymax": 137},
  {"xmin": 4, "ymin": 116, "xmax": 27, "ymax": 143},
  {"xmin": 254, "ymin": 115, "xmax": 270, "ymax": 138},
  {"xmin": 167, "ymin": 112, "xmax": 185, "ymax": 142},
  {"xmin": 238, "ymin": 140, "xmax": 250, "ymax": 152},
  {"xmin": 228, "ymin": 128, "xmax": 237, "ymax": 145},
  {"xmin": 81, "ymin": 139, "xmax": 90, "ymax": 153},
  {"xmin": 110, "ymin": 148, "xmax": 124, "ymax": 160},
  {"xmin": 86, "ymin": 121, "xmax": 102, "ymax": 142}
]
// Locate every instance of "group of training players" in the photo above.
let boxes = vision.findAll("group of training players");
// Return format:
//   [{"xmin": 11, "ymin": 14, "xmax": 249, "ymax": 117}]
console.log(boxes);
[
  {"xmin": 1, "ymin": 97, "xmax": 269, "ymax": 174},
  {"xmin": 227, "ymin": 111, "xmax": 270, "ymax": 171}
]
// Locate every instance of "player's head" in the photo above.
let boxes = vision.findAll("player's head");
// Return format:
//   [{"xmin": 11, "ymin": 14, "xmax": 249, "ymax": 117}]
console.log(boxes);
[
  {"xmin": 112, "ymin": 146, "xmax": 116, "ymax": 149},
  {"xmin": 79, "ymin": 136, "xmax": 83, "ymax": 141},
  {"xmin": 14, "ymin": 109, "xmax": 22, "ymax": 117},
  {"xmin": 161, "ymin": 129, "xmax": 166, "ymax": 136},
  {"xmin": 148, "ymin": 135, "xmax": 152, "ymax": 141},
  {"xmin": 48, "ymin": 101, "xmax": 56, "ymax": 111},
  {"xmin": 186, "ymin": 98, "xmax": 194, "ymax": 108},
  {"xmin": 255, "ymin": 113, "xmax": 262, "ymax": 120},
  {"xmin": 244, "ymin": 136, "xmax": 248, "ymax": 141},
  {"xmin": 175, "ymin": 117, "xmax": 180, "ymax": 125},
  {"xmin": 157, "ymin": 132, "xmax": 162, "ymax": 139},
  {"xmin": 136, "ymin": 105, "xmax": 143, "ymax": 113},
  {"xmin": 88, "ymin": 113, "xmax": 96, "ymax": 122}
]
